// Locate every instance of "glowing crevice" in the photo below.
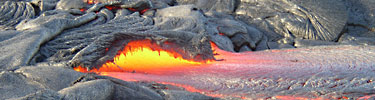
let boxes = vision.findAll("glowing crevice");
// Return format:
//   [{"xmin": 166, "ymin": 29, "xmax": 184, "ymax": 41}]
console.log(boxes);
[{"xmin": 74, "ymin": 40, "xmax": 212, "ymax": 74}]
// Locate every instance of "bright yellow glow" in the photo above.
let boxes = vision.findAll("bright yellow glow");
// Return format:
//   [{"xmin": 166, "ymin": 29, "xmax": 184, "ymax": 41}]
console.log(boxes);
[
  {"xmin": 75, "ymin": 40, "xmax": 210, "ymax": 73},
  {"xmin": 114, "ymin": 46, "xmax": 202, "ymax": 70}
]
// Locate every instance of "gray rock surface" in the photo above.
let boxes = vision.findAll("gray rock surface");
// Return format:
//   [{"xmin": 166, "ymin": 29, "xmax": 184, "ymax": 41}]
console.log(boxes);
[
  {"xmin": 294, "ymin": 39, "xmax": 338, "ymax": 48},
  {"xmin": 0, "ymin": 71, "xmax": 44, "ymax": 99},
  {"xmin": 208, "ymin": 34, "xmax": 235, "ymax": 52},
  {"xmin": 58, "ymin": 79, "xmax": 114, "ymax": 100},
  {"xmin": 345, "ymin": 0, "xmax": 375, "ymax": 36},
  {"xmin": 0, "ymin": 1, "xmax": 35, "ymax": 30},
  {"xmin": 267, "ymin": 42, "xmax": 295, "ymax": 49},
  {"xmin": 339, "ymin": 34, "xmax": 375, "ymax": 45},
  {"xmin": 56, "ymin": 0, "xmax": 87, "ymax": 10},
  {"xmin": 341, "ymin": 0, "xmax": 375, "ymax": 45},
  {"xmin": 175, "ymin": 0, "xmax": 351, "ymax": 50},
  {"xmin": 15, "ymin": 66, "xmax": 84, "ymax": 91},
  {"xmin": 174, "ymin": 0, "xmax": 236, "ymax": 14},
  {"xmin": 239, "ymin": 45, "xmax": 251, "ymax": 52},
  {"xmin": 150, "ymin": 0, "xmax": 173, "ymax": 9},
  {"xmin": 154, "ymin": 5, "xmax": 206, "ymax": 33},
  {"xmin": 111, "ymin": 84, "xmax": 161, "ymax": 100},
  {"xmin": 0, "ymin": 12, "xmax": 96, "ymax": 70},
  {"xmin": 235, "ymin": 0, "xmax": 348, "ymax": 41},
  {"xmin": 160, "ymin": 90, "xmax": 217, "ymax": 100},
  {"xmin": 0, "ymin": 65, "xmax": 172, "ymax": 100},
  {"xmin": 11, "ymin": 90, "xmax": 62, "ymax": 100},
  {"xmin": 96, "ymin": 76, "xmax": 164, "ymax": 100}
]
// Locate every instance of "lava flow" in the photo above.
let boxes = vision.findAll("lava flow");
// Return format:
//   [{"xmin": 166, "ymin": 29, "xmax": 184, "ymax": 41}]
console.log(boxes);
[
  {"xmin": 74, "ymin": 39, "xmax": 375, "ymax": 99},
  {"xmin": 74, "ymin": 40, "xmax": 211, "ymax": 74}
]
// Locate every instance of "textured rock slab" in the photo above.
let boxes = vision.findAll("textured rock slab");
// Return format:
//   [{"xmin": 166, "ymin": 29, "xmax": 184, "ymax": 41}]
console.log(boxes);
[
  {"xmin": 160, "ymin": 90, "xmax": 217, "ymax": 100},
  {"xmin": 106, "ymin": 78, "xmax": 164, "ymax": 100},
  {"xmin": 0, "ymin": 12, "xmax": 96, "ymax": 70},
  {"xmin": 93, "ymin": 76, "xmax": 164, "ymax": 100},
  {"xmin": 341, "ymin": 0, "xmax": 375, "ymax": 45},
  {"xmin": 294, "ymin": 39, "xmax": 338, "ymax": 48},
  {"xmin": 174, "ymin": 0, "xmax": 236, "ymax": 13},
  {"xmin": 58, "ymin": 79, "xmax": 114, "ymax": 100},
  {"xmin": 346, "ymin": 0, "xmax": 375, "ymax": 30},
  {"xmin": 1, "ymin": 65, "xmax": 167, "ymax": 100},
  {"xmin": 15, "ymin": 66, "xmax": 84, "ymax": 91},
  {"xmin": 10, "ymin": 90, "xmax": 62, "ymax": 100},
  {"xmin": 0, "ymin": 1, "xmax": 35, "ymax": 30},
  {"xmin": 0, "ymin": 71, "xmax": 44, "ymax": 99},
  {"xmin": 112, "ymin": 84, "xmax": 162, "ymax": 100},
  {"xmin": 236, "ymin": 0, "xmax": 347, "ymax": 41},
  {"xmin": 57, "ymin": 78, "xmax": 164, "ymax": 100}
]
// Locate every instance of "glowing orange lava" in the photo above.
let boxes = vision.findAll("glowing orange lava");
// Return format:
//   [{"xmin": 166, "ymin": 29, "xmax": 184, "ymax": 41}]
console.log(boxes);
[{"xmin": 74, "ymin": 40, "xmax": 211, "ymax": 74}]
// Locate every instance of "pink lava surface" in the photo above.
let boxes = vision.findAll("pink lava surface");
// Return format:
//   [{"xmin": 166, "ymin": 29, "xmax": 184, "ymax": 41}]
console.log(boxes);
[{"xmin": 100, "ymin": 45, "xmax": 375, "ymax": 99}]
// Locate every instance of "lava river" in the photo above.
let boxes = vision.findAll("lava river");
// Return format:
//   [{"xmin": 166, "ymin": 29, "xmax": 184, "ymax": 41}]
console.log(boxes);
[{"xmin": 75, "ymin": 40, "xmax": 375, "ymax": 99}]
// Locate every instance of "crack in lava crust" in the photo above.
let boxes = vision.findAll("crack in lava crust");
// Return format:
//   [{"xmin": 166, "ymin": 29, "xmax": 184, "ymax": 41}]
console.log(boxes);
[{"xmin": 75, "ymin": 40, "xmax": 375, "ymax": 99}]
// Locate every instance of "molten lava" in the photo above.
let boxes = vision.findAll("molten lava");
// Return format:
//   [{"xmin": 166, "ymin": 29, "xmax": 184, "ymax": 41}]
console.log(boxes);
[
  {"xmin": 74, "ymin": 40, "xmax": 375, "ymax": 99},
  {"xmin": 74, "ymin": 40, "xmax": 210, "ymax": 74}
]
